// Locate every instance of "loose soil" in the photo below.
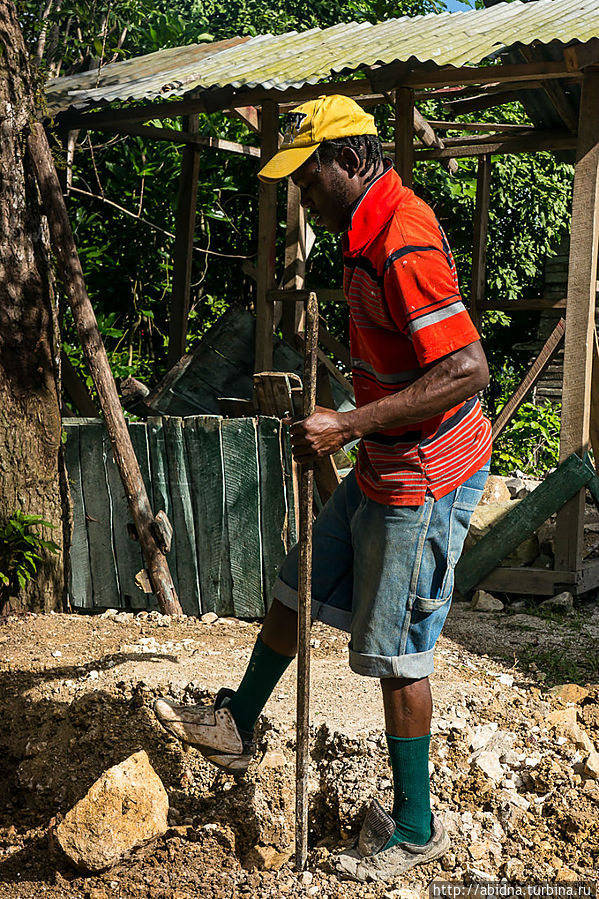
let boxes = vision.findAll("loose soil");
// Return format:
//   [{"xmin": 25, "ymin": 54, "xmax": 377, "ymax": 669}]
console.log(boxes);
[{"xmin": 1, "ymin": 598, "xmax": 598, "ymax": 899}]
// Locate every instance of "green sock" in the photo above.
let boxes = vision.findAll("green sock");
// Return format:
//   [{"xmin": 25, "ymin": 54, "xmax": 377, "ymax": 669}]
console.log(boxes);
[
  {"xmin": 226, "ymin": 635, "xmax": 293, "ymax": 733},
  {"xmin": 384, "ymin": 733, "xmax": 432, "ymax": 848}
]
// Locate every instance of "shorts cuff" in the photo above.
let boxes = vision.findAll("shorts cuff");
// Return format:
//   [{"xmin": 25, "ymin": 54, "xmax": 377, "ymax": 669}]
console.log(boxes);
[
  {"xmin": 272, "ymin": 576, "xmax": 351, "ymax": 633},
  {"xmin": 349, "ymin": 647, "xmax": 435, "ymax": 679}
]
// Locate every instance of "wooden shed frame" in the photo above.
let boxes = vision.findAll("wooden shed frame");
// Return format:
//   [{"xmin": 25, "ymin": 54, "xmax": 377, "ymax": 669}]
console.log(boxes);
[{"xmin": 55, "ymin": 39, "xmax": 599, "ymax": 597}]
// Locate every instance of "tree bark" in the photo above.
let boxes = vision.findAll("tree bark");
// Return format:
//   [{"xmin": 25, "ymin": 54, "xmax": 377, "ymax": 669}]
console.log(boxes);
[{"xmin": 0, "ymin": 0, "xmax": 65, "ymax": 613}]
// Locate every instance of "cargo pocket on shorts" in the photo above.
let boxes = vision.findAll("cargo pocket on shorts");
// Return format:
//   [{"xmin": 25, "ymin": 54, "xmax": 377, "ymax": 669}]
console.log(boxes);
[{"xmin": 413, "ymin": 484, "xmax": 482, "ymax": 613}]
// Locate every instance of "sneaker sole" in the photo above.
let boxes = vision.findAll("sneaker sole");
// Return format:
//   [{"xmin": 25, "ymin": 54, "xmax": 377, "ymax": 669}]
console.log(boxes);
[{"xmin": 154, "ymin": 710, "xmax": 252, "ymax": 773}]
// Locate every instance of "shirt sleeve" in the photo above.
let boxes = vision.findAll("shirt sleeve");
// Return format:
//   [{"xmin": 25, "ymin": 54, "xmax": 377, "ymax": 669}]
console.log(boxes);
[{"xmin": 383, "ymin": 247, "xmax": 480, "ymax": 366}]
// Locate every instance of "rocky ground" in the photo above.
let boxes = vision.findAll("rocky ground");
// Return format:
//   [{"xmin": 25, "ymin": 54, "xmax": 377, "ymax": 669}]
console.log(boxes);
[{"xmin": 0, "ymin": 596, "xmax": 598, "ymax": 899}]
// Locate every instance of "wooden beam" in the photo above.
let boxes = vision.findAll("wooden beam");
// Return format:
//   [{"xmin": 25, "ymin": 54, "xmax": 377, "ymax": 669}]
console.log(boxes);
[
  {"xmin": 386, "ymin": 59, "xmax": 577, "ymax": 91},
  {"xmin": 254, "ymin": 100, "xmax": 279, "ymax": 372},
  {"xmin": 470, "ymin": 154, "xmax": 490, "ymax": 332},
  {"xmin": 92, "ymin": 122, "xmax": 260, "ymax": 156},
  {"xmin": 455, "ymin": 452, "xmax": 596, "ymax": 595},
  {"xmin": 555, "ymin": 72, "xmax": 599, "ymax": 572},
  {"xmin": 27, "ymin": 122, "xmax": 182, "ymax": 617},
  {"xmin": 227, "ymin": 104, "xmax": 260, "ymax": 132},
  {"xmin": 478, "ymin": 566, "xmax": 576, "ymax": 596},
  {"xmin": 167, "ymin": 114, "xmax": 201, "ymax": 369},
  {"xmin": 394, "ymin": 87, "xmax": 414, "ymax": 188},
  {"xmin": 412, "ymin": 108, "xmax": 457, "ymax": 176},
  {"xmin": 281, "ymin": 178, "xmax": 307, "ymax": 345},
  {"xmin": 414, "ymin": 131, "xmax": 577, "ymax": 159},
  {"xmin": 425, "ymin": 120, "xmax": 532, "ymax": 133},
  {"xmin": 492, "ymin": 318, "xmax": 565, "ymax": 441}
]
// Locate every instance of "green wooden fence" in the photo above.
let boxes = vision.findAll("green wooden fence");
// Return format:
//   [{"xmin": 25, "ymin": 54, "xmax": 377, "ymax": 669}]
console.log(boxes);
[{"xmin": 63, "ymin": 416, "xmax": 296, "ymax": 617}]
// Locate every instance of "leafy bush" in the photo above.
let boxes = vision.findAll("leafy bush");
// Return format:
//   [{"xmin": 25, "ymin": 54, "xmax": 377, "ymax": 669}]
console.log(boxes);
[
  {"xmin": 492, "ymin": 401, "xmax": 561, "ymax": 477},
  {"xmin": 0, "ymin": 512, "xmax": 60, "ymax": 598}
]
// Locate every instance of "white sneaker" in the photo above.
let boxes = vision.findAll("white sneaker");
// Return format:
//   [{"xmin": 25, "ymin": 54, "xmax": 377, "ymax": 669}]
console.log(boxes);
[
  {"xmin": 334, "ymin": 799, "xmax": 450, "ymax": 883},
  {"xmin": 153, "ymin": 688, "xmax": 255, "ymax": 773}
]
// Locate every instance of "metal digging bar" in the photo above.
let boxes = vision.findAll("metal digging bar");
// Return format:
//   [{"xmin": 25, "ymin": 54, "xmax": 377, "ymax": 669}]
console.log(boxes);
[{"xmin": 295, "ymin": 292, "xmax": 319, "ymax": 871}]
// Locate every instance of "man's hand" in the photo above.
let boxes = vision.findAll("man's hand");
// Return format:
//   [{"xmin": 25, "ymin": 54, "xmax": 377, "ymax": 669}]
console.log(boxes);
[{"xmin": 288, "ymin": 406, "xmax": 352, "ymax": 463}]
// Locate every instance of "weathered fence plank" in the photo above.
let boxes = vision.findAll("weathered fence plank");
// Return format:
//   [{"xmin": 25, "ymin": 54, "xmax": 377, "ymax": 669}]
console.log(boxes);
[
  {"xmin": 184, "ymin": 416, "xmax": 233, "ymax": 615},
  {"xmin": 221, "ymin": 418, "xmax": 264, "ymax": 617},
  {"xmin": 64, "ymin": 423, "xmax": 93, "ymax": 608},
  {"xmin": 164, "ymin": 417, "xmax": 201, "ymax": 616},
  {"xmin": 79, "ymin": 420, "xmax": 120, "ymax": 608},
  {"xmin": 147, "ymin": 417, "xmax": 179, "ymax": 598},
  {"xmin": 257, "ymin": 417, "xmax": 289, "ymax": 608},
  {"xmin": 103, "ymin": 429, "xmax": 145, "ymax": 609}
]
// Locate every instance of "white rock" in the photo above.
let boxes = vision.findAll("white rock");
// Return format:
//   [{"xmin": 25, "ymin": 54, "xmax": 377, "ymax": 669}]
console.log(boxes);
[
  {"xmin": 301, "ymin": 871, "xmax": 313, "ymax": 885},
  {"xmin": 498, "ymin": 673, "xmax": 514, "ymax": 686},
  {"xmin": 480, "ymin": 476, "xmax": 511, "ymax": 505},
  {"xmin": 51, "ymin": 650, "xmax": 62, "ymax": 658},
  {"xmin": 471, "ymin": 590, "xmax": 505, "ymax": 612},
  {"xmin": 201, "ymin": 612, "xmax": 219, "ymax": 625},
  {"xmin": 474, "ymin": 750, "xmax": 504, "ymax": 782},
  {"xmin": 470, "ymin": 723, "xmax": 499, "ymax": 751}
]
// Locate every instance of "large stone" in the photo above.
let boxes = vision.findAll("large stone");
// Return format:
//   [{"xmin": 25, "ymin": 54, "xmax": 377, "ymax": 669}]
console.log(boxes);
[
  {"xmin": 471, "ymin": 590, "xmax": 504, "ymax": 612},
  {"xmin": 55, "ymin": 750, "xmax": 168, "ymax": 873},
  {"xmin": 539, "ymin": 592, "xmax": 574, "ymax": 614},
  {"xmin": 465, "ymin": 502, "xmax": 539, "ymax": 566},
  {"xmin": 480, "ymin": 476, "xmax": 511, "ymax": 505},
  {"xmin": 549, "ymin": 684, "xmax": 590, "ymax": 704}
]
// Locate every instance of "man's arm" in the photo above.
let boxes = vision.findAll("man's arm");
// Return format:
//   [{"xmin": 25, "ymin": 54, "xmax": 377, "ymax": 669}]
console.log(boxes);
[{"xmin": 289, "ymin": 340, "xmax": 489, "ymax": 463}]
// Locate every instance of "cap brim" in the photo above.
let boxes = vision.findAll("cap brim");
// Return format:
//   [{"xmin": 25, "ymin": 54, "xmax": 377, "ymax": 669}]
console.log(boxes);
[{"xmin": 258, "ymin": 144, "xmax": 318, "ymax": 182}]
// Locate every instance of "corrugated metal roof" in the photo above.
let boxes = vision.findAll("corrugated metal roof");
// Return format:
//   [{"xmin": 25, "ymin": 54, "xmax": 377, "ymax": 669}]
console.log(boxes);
[{"xmin": 46, "ymin": 0, "xmax": 599, "ymax": 115}]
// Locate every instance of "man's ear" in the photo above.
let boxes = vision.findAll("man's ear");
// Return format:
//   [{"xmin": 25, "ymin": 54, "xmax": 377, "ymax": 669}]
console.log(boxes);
[{"xmin": 337, "ymin": 146, "xmax": 362, "ymax": 178}]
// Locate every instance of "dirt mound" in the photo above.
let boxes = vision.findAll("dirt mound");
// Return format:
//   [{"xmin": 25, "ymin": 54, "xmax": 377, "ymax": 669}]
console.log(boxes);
[{"xmin": 0, "ymin": 603, "xmax": 598, "ymax": 898}]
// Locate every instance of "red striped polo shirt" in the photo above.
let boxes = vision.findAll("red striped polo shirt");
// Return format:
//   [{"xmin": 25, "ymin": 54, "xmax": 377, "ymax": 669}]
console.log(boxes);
[{"xmin": 343, "ymin": 162, "xmax": 492, "ymax": 506}]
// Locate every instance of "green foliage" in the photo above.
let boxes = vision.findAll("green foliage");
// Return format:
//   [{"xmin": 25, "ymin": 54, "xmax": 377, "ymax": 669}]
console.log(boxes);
[
  {"xmin": 20, "ymin": 0, "xmax": 575, "ymax": 475},
  {"xmin": 492, "ymin": 401, "xmax": 561, "ymax": 476},
  {"xmin": 0, "ymin": 512, "xmax": 60, "ymax": 598}
]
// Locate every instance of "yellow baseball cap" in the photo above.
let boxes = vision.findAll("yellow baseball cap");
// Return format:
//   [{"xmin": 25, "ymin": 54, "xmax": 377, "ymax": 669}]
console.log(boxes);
[{"xmin": 258, "ymin": 94, "xmax": 378, "ymax": 183}]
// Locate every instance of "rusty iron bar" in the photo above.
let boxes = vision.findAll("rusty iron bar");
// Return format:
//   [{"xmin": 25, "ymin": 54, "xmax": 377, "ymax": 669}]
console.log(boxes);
[
  {"xmin": 295, "ymin": 292, "xmax": 319, "ymax": 871},
  {"xmin": 27, "ymin": 123, "xmax": 182, "ymax": 617}
]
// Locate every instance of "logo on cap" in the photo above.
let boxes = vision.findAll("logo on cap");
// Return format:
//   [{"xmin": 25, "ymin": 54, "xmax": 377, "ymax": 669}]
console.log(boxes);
[{"xmin": 282, "ymin": 112, "xmax": 307, "ymax": 145}]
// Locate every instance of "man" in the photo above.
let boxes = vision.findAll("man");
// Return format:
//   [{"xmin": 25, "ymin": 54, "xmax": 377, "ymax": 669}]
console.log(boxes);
[{"xmin": 154, "ymin": 95, "xmax": 492, "ymax": 883}]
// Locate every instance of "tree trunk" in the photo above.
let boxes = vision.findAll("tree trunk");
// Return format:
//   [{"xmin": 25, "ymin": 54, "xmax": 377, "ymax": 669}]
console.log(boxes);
[{"xmin": 0, "ymin": 1, "xmax": 65, "ymax": 614}]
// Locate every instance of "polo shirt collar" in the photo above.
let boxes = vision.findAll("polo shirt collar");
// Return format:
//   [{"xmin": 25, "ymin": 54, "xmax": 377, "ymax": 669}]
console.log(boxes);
[{"xmin": 345, "ymin": 160, "xmax": 405, "ymax": 254}]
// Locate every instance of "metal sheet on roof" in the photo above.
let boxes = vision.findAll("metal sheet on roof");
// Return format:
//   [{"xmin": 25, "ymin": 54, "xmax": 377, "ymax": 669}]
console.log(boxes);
[{"xmin": 46, "ymin": 0, "xmax": 599, "ymax": 115}]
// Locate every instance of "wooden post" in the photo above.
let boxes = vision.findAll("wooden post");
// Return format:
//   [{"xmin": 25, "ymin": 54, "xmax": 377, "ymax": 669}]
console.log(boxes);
[
  {"xmin": 295, "ymin": 292, "xmax": 318, "ymax": 872},
  {"xmin": 394, "ymin": 88, "xmax": 414, "ymax": 188},
  {"xmin": 27, "ymin": 123, "xmax": 183, "ymax": 618},
  {"xmin": 167, "ymin": 114, "xmax": 201, "ymax": 370},
  {"xmin": 281, "ymin": 178, "xmax": 307, "ymax": 344},
  {"xmin": 470, "ymin": 154, "xmax": 491, "ymax": 333},
  {"xmin": 255, "ymin": 100, "xmax": 279, "ymax": 372},
  {"xmin": 555, "ymin": 71, "xmax": 599, "ymax": 573}
]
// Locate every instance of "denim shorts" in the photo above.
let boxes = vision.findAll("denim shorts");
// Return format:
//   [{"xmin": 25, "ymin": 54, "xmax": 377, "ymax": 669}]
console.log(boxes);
[{"xmin": 272, "ymin": 464, "xmax": 488, "ymax": 679}]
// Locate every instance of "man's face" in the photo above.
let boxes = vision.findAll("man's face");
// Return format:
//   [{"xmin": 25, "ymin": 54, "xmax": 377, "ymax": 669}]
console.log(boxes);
[{"xmin": 291, "ymin": 154, "xmax": 356, "ymax": 234}]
